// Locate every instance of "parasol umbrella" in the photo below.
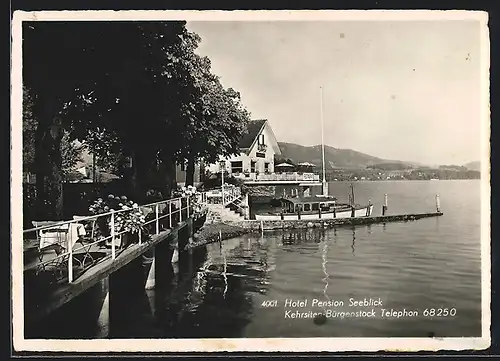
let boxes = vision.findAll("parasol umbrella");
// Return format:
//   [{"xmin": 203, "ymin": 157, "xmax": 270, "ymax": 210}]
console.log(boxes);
[
  {"xmin": 275, "ymin": 162, "xmax": 295, "ymax": 173},
  {"xmin": 298, "ymin": 162, "xmax": 316, "ymax": 167}
]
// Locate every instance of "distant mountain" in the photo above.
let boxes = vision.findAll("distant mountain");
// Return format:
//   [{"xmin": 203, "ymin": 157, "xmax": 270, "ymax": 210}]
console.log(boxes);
[
  {"xmin": 464, "ymin": 161, "xmax": 481, "ymax": 171},
  {"xmin": 439, "ymin": 165, "xmax": 468, "ymax": 171},
  {"xmin": 277, "ymin": 142, "xmax": 416, "ymax": 170}
]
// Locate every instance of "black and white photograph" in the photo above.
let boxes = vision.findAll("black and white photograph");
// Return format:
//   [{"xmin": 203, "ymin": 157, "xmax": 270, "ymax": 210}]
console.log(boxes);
[{"xmin": 11, "ymin": 10, "xmax": 490, "ymax": 352}]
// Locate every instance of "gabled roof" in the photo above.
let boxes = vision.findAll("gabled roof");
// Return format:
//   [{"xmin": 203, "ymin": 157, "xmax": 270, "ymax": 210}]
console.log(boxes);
[{"xmin": 239, "ymin": 119, "xmax": 267, "ymax": 149}]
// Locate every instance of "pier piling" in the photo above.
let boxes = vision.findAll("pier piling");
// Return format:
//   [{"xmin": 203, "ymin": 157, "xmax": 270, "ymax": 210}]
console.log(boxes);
[{"xmin": 382, "ymin": 193, "xmax": 388, "ymax": 216}]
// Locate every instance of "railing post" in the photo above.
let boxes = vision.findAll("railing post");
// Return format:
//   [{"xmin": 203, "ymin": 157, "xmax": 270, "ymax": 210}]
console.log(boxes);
[
  {"xmin": 187, "ymin": 197, "xmax": 190, "ymax": 218},
  {"xmin": 111, "ymin": 212, "xmax": 116, "ymax": 260},
  {"xmin": 155, "ymin": 204, "xmax": 159, "ymax": 234},
  {"xmin": 382, "ymin": 193, "xmax": 388, "ymax": 216},
  {"xmin": 169, "ymin": 201, "xmax": 172, "ymax": 228},
  {"xmin": 68, "ymin": 236, "xmax": 73, "ymax": 283},
  {"xmin": 179, "ymin": 198, "xmax": 182, "ymax": 222}
]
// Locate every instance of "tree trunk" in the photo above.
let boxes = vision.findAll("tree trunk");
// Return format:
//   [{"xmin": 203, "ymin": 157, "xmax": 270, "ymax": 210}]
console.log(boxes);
[
  {"xmin": 129, "ymin": 149, "xmax": 139, "ymax": 195},
  {"xmin": 185, "ymin": 156, "xmax": 195, "ymax": 186},
  {"xmin": 129, "ymin": 148, "xmax": 156, "ymax": 203},
  {"xmin": 159, "ymin": 154, "xmax": 176, "ymax": 199},
  {"xmin": 34, "ymin": 108, "xmax": 64, "ymax": 220},
  {"xmin": 34, "ymin": 124, "xmax": 46, "ymax": 219}
]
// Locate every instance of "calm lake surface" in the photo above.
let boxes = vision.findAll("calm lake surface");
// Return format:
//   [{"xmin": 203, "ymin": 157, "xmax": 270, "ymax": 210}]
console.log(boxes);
[{"xmin": 31, "ymin": 180, "xmax": 483, "ymax": 339}]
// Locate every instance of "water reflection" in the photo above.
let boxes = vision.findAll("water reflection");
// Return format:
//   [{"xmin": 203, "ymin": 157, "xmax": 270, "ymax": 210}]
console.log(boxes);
[
  {"xmin": 281, "ymin": 229, "xmax": 327, "ymax": 245},
  {"xmin": 321, "ymin": 240, "xmax": 330, "ymax": 309},
  {"xmin": 351, "ymin": 227, "xmax": 356, "ymax": 255},
  {"xmin": 146, "ymin": 237, "xmax": 276, "ymax": 338},
  {"xmin": 221, "ymin": 243, "xmax": 228, "ymax": 299}
]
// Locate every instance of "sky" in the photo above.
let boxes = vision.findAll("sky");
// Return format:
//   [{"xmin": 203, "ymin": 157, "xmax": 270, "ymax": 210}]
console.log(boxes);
[{"xmin": 186, "ymin": 20, "xmax": 485, "ymax": 166}]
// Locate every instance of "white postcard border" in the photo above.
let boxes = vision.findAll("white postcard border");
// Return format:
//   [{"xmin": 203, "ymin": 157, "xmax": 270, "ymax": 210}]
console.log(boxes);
[{"xmin": 11, "ymin": 9, "xmax": 491, "ymax": 353}]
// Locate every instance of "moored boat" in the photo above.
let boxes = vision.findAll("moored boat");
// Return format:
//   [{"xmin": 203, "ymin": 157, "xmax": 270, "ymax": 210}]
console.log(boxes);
[
  {"xmin": 254, "ymin": 86, "xmax": 374, "ymax": 221},
  {"xmin": 254, "ymin": 194, "xmax": 374, "ymax": 221}
]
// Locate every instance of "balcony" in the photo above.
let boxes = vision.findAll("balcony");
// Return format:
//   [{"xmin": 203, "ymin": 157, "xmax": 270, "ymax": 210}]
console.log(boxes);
[{"xmin": 232, "ymin": 172, "xmax": 320, "ymax": 184}]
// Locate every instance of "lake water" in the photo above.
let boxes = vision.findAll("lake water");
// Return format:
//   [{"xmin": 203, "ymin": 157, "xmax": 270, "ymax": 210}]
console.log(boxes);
[{"xmin": 29, "ymin": 180, "xmax": 483, "ymax": 339}]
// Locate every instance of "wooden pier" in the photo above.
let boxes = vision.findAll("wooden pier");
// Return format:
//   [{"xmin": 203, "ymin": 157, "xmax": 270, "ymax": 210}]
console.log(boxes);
[{"xmin": 24, "ymin": 218, "xmax": 194, "ymax": 331}]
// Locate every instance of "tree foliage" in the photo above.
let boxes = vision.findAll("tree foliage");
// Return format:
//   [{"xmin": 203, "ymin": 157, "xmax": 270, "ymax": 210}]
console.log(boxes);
[
  {"xmin": 175, "ymin": 54, "xmax": 250, "ymax": 164},
  {"xmin": 22, "ymin": 86, "xmax": 36, "ymax": 172}
]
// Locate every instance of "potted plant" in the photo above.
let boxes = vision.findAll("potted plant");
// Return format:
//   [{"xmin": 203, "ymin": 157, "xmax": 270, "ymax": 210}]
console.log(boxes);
[
  {"xmin": 89, "ymin": 194, "xmax": 146, "ymax": 248},
  {"xmin": 175, "ymin": 185, "xmax": 207, "ymax": 218}
]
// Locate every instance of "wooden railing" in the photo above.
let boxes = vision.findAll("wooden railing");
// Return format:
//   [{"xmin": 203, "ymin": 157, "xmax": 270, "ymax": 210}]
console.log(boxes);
[
  {"xmin": 23, "ymin": 186, "xmax": 240, "ymax": 284},
  {"xmin": 233, "ymin": 172, "xmax": 320, "ymax": 182}
]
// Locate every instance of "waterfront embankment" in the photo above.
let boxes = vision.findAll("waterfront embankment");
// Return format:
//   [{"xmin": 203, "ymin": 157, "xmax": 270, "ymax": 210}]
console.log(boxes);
[
  {"xmin": 189, "ymin": 222, "xmax": 251, "ymax": 249},
  {"xmin": 232, "ymin": 212, "xmax": 444, "ymax": 231}
]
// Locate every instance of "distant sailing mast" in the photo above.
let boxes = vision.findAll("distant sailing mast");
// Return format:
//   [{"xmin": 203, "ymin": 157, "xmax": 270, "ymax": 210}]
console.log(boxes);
[{"xmin": 320, "ymin": 86, "xmax": 328, "ymax": 196}]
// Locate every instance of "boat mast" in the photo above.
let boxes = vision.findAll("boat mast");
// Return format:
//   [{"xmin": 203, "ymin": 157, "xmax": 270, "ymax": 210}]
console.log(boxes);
[{"xmin": 320, "ymin": 86, "xmax": 328, "ymax": 196}]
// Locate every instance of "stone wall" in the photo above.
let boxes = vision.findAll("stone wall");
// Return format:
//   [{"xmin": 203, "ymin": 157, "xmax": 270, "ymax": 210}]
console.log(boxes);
[{"xmin": 189, "ymin": 222, "xmax": 250, "ymax": 249}]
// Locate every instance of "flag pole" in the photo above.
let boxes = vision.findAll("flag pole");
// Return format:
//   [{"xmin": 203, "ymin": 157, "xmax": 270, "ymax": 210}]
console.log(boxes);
[{"xmin": 320, "ymin": 86, "xmax": 328, "ymax": 196}]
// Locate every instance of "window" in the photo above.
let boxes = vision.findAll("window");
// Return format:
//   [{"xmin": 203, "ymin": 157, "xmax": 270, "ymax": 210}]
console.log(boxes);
[
  {"xmin": 304, "ymin": 204, "xmax": 311, "ymax": 212},
  {"xmin": 264, "ymin": 162, "xmax": 269, "ymax": 173},
  {"xmin": 250, "ymin": 160, "xmax": 256, "ymax": 173},
  {"xmin": 231, "ymin": 161, "xmax": 243, "ymax": 174},
  {"xmin": 312, "ymin": 203, "xmax": 319, "ymax": 211},
  {"xmin": 258, "ymin": 134, "xmax": 265, "ymax": 145}
]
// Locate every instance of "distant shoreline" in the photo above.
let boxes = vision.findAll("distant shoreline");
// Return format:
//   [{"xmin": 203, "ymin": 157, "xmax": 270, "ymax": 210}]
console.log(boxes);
[{"xmin": 325, "ymin": 178, "xmax": 480, "ymax": 182}]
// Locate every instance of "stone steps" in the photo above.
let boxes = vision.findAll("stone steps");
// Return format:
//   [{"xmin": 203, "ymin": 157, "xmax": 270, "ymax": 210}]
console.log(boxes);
[{"xmin": 206, "ymin": 204, "xmax": 246, "ymax": 223}]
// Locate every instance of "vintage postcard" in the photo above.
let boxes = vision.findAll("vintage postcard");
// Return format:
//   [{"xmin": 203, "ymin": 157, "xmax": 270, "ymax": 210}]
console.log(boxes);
[{"xmin": 11, "ymin": 9, "xmax": 490, "ymax": 353}]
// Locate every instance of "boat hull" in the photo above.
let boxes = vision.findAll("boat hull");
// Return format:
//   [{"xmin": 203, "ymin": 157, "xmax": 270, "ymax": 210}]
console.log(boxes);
[{"xmin": 254, "ymin": 205, "xmax": 374, "ymax": 221}]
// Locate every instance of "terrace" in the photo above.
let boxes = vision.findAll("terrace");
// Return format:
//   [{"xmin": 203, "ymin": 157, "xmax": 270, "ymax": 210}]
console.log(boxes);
[{"xmin": 232, "ymin": 172, "xmax": 321, "ymax": 185}]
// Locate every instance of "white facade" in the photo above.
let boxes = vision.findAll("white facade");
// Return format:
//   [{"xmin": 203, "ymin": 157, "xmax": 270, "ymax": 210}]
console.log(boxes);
[{"xmin": 207, "ymin": 120, "xmax": 282, "ymax": 176}]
